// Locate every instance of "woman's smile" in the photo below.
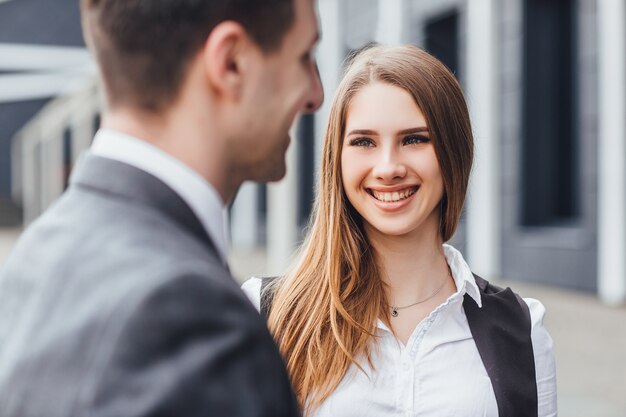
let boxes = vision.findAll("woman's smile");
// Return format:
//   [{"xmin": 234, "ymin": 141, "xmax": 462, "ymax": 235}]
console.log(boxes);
[
  {"xmin": 365, "ymin": 186, "xmax": 419, "ymax": 213},
  {"xmin": 367, "ymin": 186, "xmax": 419, "ymax": 203}
]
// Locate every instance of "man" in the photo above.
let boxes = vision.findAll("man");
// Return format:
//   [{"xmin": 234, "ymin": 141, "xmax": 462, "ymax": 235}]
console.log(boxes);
[{"xmin": 0, "ymin": 0, "xmax": 322, "ymax": 415}]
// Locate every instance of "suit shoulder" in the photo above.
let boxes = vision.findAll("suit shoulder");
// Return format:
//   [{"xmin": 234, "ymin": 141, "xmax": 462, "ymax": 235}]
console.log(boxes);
[{"xmin": 87, "ymin": 272, "xmax": 299, "ymax": 416}]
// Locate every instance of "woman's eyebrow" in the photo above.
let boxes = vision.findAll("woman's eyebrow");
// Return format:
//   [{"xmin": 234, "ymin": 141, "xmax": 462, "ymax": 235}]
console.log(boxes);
[
  {"xmin": 346, "ymin": 129, "xmax": 378, "ymax": 136},
  {"xmin": 398, "ymin": 127, "xmax": 429, "ymax": 134},
  {"xmin": 346, "ymin": 127, "xmax": 429, "ymax": 136}
]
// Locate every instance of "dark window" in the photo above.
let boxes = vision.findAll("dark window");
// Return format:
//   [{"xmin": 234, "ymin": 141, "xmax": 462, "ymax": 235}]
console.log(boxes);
[
  {"xmin": 521, "ymin": 0, "xmax": 578, "ymax": 226},
  {"xmin": 297, "ymin": 114, "xmax": 315, "ymax": 235},
  {"xmin": 257, "ymin": 183, "xmax": 267, "ymax": 245},
  {"xmin": 34, "ymin": 141, "xmax": 42, "ymax": 213},
  {"xmin": 63, "ymin": 128, "xmax": 72, "ymax": 190},
  {"xmin": 424, "ymin": 11, "xmax": 460, "ymax": 79},
  {"xmin": 424, "ymin": 10, "xmax": 466, "ymax": 250},
  {"xmin": 93, "ymin": 113, "xmax": 101, "ymax": 133}
]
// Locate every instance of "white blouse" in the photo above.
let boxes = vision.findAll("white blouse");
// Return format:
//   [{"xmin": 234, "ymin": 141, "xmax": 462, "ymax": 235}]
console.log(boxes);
[{"xmin": 241, "ymin": 245, "xmax": 557, "ymax": 417}]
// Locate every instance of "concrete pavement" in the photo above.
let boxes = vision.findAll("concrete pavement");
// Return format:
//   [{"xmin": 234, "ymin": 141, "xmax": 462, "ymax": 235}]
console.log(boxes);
[{"xmin": 509, "ymin": 280, "xmax": 626, "ymax": 417}]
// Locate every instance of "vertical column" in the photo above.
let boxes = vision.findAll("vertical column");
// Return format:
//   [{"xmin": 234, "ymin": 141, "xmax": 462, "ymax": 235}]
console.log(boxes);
[
  {"xmin": 70, "ymin": 112, "xmax": 94, "ymax": 163},
  {"xmin": 71, "ymin": 89, "xmax": 100, "ymax": 163},
  {"xmin": 375, "ymin": 0, "xmax": 404, "ymax": 45},
  {"xmin": 39, "ymin": 130, "xmax": 64, "ymax": 211},
  {"xmin": 315, "ymin": 0, "xmax": 343, "ymax": 169},
  {"xmin": 597, "ymin": 0, "xmax": 626, "ymax": 305},
  {"xmin": 20, "ymin": 135, "xmax": 38, "ymax": 225},
  {"xmin": 267, "ymin": 126, "xmax": 299, "ymax": 275},
  {"xmin": 465, "ymin": 0, "xmax": 500, "ymax": 279},
  {"xmin": 10, "ymin": 135, "xmax": 23, "ymax": 205},
  {"xmin": 230, "ymin": 182, "xmax": 259, "ymax": 250}
]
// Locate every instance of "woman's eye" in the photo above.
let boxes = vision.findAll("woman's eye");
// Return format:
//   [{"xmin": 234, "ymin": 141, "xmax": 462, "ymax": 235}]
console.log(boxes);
[
  {"xmin": 403, "ymin": 135, "xmax": 429, "ymax": 145},
  {"xmin": 349, "ymin": 138, "xmax": 374, "ymax": 147}
]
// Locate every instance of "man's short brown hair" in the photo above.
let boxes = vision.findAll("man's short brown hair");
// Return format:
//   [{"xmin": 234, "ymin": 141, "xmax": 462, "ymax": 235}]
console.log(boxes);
[{"xmin": 81, "ymin": 0, "xmax": 295, "ymax": 111}]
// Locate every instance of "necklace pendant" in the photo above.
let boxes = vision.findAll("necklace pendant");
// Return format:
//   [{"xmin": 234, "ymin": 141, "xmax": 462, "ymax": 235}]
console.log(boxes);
[{"xmin": 391, "ymin": 308, "xmax": 398, "ymax": 317}]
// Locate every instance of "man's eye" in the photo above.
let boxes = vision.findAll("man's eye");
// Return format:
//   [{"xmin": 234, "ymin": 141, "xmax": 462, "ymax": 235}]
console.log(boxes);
[
  {"xmin": 349, "ymin": 138, "xmax": 374, "ymax": 147},
  {"xmin": 303, "ymin": 43, "xmax": 319, "ymax": 64},
  {"xmin": 302, "ymin": 48, "xmax": 316, "ymax": 64},
  {"xmin": 403, "ymin": 135, "xmax": 429, "ymax": 145}
]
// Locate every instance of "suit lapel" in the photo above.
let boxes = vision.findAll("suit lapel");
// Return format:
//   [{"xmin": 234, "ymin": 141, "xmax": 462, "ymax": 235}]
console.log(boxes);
[{"xmin": 70, "ymin": 153, "xmax": 218, "ymax": 256}]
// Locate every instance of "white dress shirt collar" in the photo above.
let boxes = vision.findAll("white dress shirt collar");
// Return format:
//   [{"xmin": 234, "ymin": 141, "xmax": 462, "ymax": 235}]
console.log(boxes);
[
  {"xmin": 375, "ymin": 243, "xmax": 482, "ymax": 332},
  {"xmin": 442, "ymin": 243, "xmax": 482, "ymax": 306},
  {"xmin": 90, "ymin": 128, "xmax": 229, "ymax": 262}
]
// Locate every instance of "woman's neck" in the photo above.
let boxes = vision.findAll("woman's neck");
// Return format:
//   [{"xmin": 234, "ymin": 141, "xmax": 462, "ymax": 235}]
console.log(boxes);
[{"xmin": 366, "ymin": 216, "xmax": 452, "ymax": 308}]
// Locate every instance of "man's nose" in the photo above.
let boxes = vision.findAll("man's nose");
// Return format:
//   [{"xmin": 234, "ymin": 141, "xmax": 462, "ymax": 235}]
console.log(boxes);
[{"xmin": 304, "ymin": 61, "xmax": 323, "ymax": 113}]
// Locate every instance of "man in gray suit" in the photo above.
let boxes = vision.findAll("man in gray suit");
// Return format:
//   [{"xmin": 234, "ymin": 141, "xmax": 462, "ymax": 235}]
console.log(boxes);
[{"xmin": 0, "ymin": 0, "xmax": 323, "ymax": 415}]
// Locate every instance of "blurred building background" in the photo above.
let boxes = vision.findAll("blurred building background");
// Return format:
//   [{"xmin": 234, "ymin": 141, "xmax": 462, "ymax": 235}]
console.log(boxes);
[
  {"xmin": 234, "ymin": 0, "xmax": 626, "ymax": 311},
  {"xmin": 0, "ymin": 0, "xmax": 625, "ymax": 415},
  {"xmin": 0, "ymin": 0, "xmax": 97, "ymax": 232},
  {"xmin": 237, "ymin": 0, "xmax": 626, "ymax": 309}
]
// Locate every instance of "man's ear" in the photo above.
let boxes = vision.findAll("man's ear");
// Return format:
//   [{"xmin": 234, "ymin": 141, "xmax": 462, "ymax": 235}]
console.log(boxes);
[{"xmin": 202, "ymin": 21, "xmax": 255, "ymax": 101}]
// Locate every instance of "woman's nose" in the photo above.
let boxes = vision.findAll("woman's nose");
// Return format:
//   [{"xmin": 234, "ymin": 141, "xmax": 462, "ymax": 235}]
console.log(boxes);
[{"xmin": 372, "ymin": 150, "xmax": 407, "ymax": 181}]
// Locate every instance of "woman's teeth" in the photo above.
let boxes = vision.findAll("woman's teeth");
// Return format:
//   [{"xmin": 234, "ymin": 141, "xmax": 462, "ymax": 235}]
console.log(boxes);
[{"xmin": 371, "ymin": 187, "xmax": 417, "ymax": 202}]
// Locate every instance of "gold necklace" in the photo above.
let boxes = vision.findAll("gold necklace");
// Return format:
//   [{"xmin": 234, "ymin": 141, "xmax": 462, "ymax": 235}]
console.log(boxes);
[{"xmin": 390, "ymin": 268, "xmax": 451, "ymax": 317}]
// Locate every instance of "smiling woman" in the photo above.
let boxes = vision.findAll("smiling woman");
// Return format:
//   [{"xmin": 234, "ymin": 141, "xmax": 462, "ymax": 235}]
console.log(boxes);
[
  {"xmin": 341, "ymin": 82, "xmax": 445, "ymax": 238},
  {"xmin": 242, "ymin": 45, "xmax": 557, "ymax": 417}
]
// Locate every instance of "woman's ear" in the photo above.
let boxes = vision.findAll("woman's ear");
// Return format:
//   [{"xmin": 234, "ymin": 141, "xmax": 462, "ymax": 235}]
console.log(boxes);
[{"xmin": 201, "ymin": 21, "xmax": 251, "ymax": 101}]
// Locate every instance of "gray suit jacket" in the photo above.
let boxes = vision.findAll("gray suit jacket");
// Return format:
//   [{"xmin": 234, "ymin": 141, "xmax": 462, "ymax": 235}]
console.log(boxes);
[{"xmin": 0, "ymin": 154, "xmax": 300, "ymax": 417}]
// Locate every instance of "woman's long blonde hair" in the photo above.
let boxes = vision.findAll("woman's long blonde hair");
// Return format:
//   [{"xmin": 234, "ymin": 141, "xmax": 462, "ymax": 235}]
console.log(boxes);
[{"xmin": 267, "ymin": 45, "xmax": 474, "ymax": 414}]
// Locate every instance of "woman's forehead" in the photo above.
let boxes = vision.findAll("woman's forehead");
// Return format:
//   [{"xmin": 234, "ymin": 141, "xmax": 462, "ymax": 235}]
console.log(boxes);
[{"xmin": 343, "ymin": 83, "xmax": 427, "ymax": 134}]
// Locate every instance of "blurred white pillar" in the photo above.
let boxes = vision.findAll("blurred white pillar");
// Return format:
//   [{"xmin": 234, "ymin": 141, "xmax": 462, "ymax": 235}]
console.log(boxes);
[
  {"xmin": 267, "ymin": 127, "xmax": 299, "ymax": 274},
  {"xmin": 375, "ymin": 0, "xmax": 404, "ymax": 45},
  {"xmin": 39, "ymin": 130, "xmax": 64, "ymax": 211},
  {"xmin": 70, "ymin": 91, "xmax": 100, "ymax": 162},
  {"xmin": 70, "ymin": 112, "xmax": 94, "ymax": 163},
  {"xmin": 465, "ymin": 0, "xmax": 500, "ymax": 279},
  {"xmin": 10, "ymin": 134, "xmax": 23, "ymax": 204},
  {"xmin": 597, "ymin": 0, "xmax": 626, "ymax": 305},
  {"xmin": 230, "ymin": 182, "xmax": 259, "ymax": 249},
  {"xmin": 19, "ymin": 136, "xmax": 38, "ymax": 224},
  {"xmin": 315, "ymin": 0, "xmax": 343, "ymax": 169}
]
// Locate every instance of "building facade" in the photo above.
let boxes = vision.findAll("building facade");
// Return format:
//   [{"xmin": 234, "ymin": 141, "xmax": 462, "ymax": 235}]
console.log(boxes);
[
  {"xmin": 0, "ymin": 0, "xmax": 93, "ymax": 225},
  {"xmin": 1, "ymin": 0, "xmax": 624, "ymax": 305}
]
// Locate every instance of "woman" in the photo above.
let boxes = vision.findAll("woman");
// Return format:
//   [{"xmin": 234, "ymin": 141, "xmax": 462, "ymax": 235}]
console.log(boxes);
[{"xmin": 242, "ymin": 45, "xmax": 557, "ymax": 417}]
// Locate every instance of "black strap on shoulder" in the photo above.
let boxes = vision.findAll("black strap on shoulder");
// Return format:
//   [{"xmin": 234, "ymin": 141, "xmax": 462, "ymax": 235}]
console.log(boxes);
[
  {"xmin": 463, "ymin": 274, "xmax": 538, "ymax": 417},
  {"xmin": 260, "ymin": 276, "xmax": 278, "ymax": 318}
]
